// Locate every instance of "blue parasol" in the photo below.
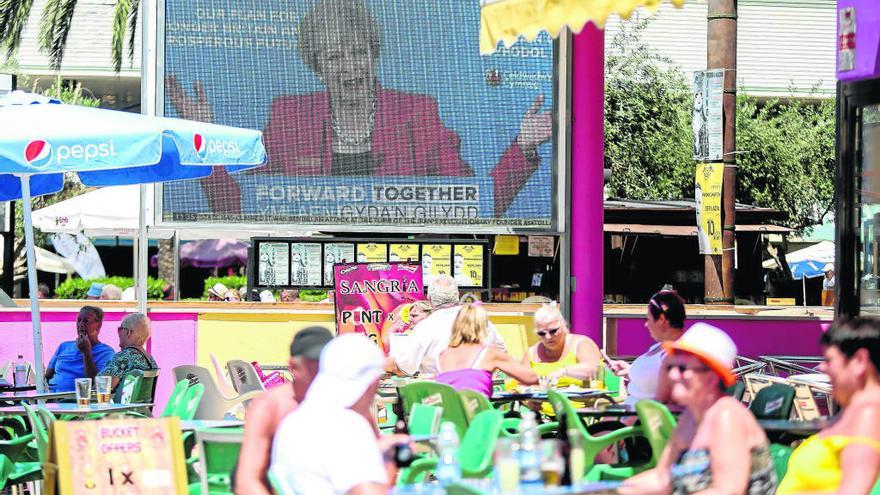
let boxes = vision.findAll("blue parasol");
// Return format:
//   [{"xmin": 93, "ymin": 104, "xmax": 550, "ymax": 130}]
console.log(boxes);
[{"xmin": 0, "ymin": 91, "xmax": 266, "ymax": 391}]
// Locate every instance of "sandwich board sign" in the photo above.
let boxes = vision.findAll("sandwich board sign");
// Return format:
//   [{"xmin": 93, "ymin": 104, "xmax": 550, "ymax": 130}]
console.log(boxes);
[{"xmin": 45, "ymin": 417, "xmax": 188, "ymax": 494}]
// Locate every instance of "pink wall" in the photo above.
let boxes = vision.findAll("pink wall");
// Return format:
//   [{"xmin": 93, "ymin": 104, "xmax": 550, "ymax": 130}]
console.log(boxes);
[
  {"xmin": 0, "ymin": 310, "xmax": 197, "ymax": 414},
  {"xmin": 613, "ymin": 317, "xmax": 826, "ymax": 358}
]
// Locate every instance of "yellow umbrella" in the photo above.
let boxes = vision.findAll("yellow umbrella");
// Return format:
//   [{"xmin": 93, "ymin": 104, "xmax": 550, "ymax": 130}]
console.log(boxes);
[{"xmin": 480, "ymin": 0, "xmax": 687, "ymax": 54}]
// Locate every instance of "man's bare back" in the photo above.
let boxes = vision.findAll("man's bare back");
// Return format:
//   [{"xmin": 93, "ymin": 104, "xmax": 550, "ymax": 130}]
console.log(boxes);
[{"xmin": 234, "ymin": 385, "xmax": 298, "ymax": 495}]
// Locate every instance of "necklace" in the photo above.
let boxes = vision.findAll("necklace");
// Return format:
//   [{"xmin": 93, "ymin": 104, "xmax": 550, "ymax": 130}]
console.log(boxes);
[{"xmin": 330, "ymin": 94, "xmax": 376, "ymax": 146}]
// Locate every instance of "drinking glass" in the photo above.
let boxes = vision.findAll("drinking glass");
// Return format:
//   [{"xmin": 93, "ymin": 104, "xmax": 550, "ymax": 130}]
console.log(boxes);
[
  {"xmin": 589, "ymin": 366, "xmax": 606, "ymax": 390},
  {"xmin": 95, "ymin": 376, "xmax": 112, "ymax": 404},
  {"xmin": 494, "ymin": 438, "xmax": 520, "ymax": 494},
  {"xmin": 74, "ymin": 378, "xmax": 92, "ymax": 407},
  {"xmin": 540, "ymin": 439, "xmax": 565, "ymax": 487}
]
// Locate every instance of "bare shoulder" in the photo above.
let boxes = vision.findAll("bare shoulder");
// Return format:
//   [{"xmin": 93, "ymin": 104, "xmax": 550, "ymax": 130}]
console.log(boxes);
[
  {"xmin": 706, "ymin": 396, "xmax": 754, "ymax": 428},
  {"xmin": 245, "ymin": 386, "xmax": 297, "ymax": 426},
  {"xmin": 842, "ymin": 398, "xmax": 880, "ymax": 438},
  {"xmin": 571, "ymin": 335, "xmax": 599, "ymax": 349}
]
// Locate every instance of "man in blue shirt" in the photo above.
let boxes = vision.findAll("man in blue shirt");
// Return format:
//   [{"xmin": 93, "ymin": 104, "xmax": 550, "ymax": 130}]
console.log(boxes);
[{"xmin": 45, "ymin": 306, "xmax": 116, "ymax": 392}]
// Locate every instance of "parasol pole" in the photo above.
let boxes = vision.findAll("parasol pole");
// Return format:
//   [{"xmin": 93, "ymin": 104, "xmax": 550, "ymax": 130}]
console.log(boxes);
[{"xmin": 18, "ymin": 174, "xmax": 46, "ymax": 392}]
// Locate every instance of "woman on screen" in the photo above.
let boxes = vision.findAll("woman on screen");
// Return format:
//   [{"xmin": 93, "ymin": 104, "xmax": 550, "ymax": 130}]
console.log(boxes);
[{"xmin": 166, "ymin": 0, "xmax": 552, "ymax": 217}]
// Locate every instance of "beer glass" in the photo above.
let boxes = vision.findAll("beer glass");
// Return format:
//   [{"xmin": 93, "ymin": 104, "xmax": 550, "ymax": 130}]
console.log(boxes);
[
  {"xmin": 540, "ymin": 439, "xmax": 565, "ymax": 487},
  {"xmin": 589, "ymin": 365, "xmax": 606, "ymax": 390},
  {"xmin": 95, "ymin": 376, "xmax": 112, "ymax": 404},
  {"xmin": 494, "ymin": 438, "xmax": 519, "ymax": 494},
  {"xmin": 74, "ymin": 378, "xmax": 92, "ymax": 407}
]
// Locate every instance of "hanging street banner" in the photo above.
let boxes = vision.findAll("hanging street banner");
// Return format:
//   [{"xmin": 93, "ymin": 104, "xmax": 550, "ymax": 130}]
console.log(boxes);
[
  {"xmin": 45, "ymin": 417, "xmax": 188, "ymax": 494},
  {"xmin": 695, "ymin": 163, "xmax": 723, "ymax": 255},
  {"xmin": 692, "ymin": 70, "xmax": 724, "ymax": 162},
  {"xmin": 334, "ymin": 262, "xmax": 424, "ymax": 352}
]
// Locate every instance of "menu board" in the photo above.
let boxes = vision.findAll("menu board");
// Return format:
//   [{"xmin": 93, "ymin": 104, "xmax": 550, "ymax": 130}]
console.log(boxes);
[
  {"xmin": 454, "ymin": 244, "xmax": 484, "ymax": 287},
  {"xmin": 422, "ymin": 244, "xmax": 452, "ymax": 283},
  {"xmin": 357, "ymin": 243, "xmax": 388, "ymax": 263},
  {"xmin": 290, "ymin": 243, "xmax": 322, "ymax": 286},
  {"xmin": 389, "ymin": 244, "xmax": 420, "ymax": 263},
  {"xmin": 46, "ymin": 417, "xmax": 188, "ymax": 494},
  {"xmin": 324, "ymin": 243, "xmax": 356, "ymax": 286},
  {"xmin": 258, "ymin": 242, "xmax": 289, "ymax": 286}
]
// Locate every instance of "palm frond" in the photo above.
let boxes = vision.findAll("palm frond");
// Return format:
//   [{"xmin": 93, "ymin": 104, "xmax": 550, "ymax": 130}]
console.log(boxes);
[
  {"xmin": 38, "ymin": 0, "xmax": 77, "ymax": 70},
  {"xmin": 127, "ymin": 0, "xmax": 139, "ymax": 68},
  {"xmin": 111, "ymin": 0, "xmax": 138, "ymax": 73},
  {"xmin": 0, "ymin": 0, "xmax": 36, "ymax": 59}
]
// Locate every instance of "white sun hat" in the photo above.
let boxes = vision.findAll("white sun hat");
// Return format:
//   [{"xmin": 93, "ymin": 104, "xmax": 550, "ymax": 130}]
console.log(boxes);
[
  {"xmin": 304, "ymin": 333, "xmax": 385, "ymax": 409},
  {"xmin": 662, "ymin": 322, "xmax": 738, "ymax": 386}
]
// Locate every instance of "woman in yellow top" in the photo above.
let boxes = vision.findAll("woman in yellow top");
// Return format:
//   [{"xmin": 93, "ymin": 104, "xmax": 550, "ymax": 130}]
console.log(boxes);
[
  {"xmin": 777, "ymin": 318, "xmax": 880, "ymax": 495},
  {"xmin": 520, "ymin": 302, "xmax": 602, "ymax": 387}
]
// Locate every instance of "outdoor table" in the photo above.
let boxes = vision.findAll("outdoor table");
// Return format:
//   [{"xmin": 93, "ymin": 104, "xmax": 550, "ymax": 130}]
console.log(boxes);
[
  {"xmin": 576, "ymin": 404, "xmax": 685, "ymax": 420},
  {"xmin": 0, "ymin": 390, "xmax": 75, "ymax": 404},
  {"xmin": 491, "ymin": 389, "xmax": 612, "ymax": 405},
  {"xmin": 0, "ymin": 402, "xmax": 152, "ymax": 417},
  {"xmin": 758, "ymin": 418, "xmax": 830, "ymax": 437},
  {"xmin": 393, "ymin": 480, "xmax": 620, "ymax": 494},
  {"xmin": 180, "ymin": 419, "xmax": 244, "ymax": 431},
  {"xmin": 0, "ymin": 381, "xmax": 36, "ymax": 393}
]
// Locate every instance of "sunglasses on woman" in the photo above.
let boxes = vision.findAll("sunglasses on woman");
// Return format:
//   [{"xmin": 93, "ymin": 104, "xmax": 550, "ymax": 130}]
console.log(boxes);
[
  {"xmin": 536, "ymin": 328, "xmax": 559, "ymax": 338},
  {"xmin": 664, "ymin": 363, "xmax": 711, "ymax": 374}
]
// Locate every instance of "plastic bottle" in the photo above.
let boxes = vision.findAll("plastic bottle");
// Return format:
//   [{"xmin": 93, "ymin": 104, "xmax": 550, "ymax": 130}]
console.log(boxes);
[
  {"xmin": 517, "ymin": 410, "xmax": 542, "ymax": 487},
  {"xmin": 435, "ymin": 421, "xmax": 461, "ymax": 486},
  {"xmin": 12, "ymin": 355, "xmax": 28, "ymax": 387},
  {"xmin": 392, "ymin": 419, "xmax": 415, "ymax": 468}
]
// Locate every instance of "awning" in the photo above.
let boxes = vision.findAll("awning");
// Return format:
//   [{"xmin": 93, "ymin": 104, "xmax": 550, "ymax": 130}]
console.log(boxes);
[
  {"xmin": 480, "ymin": 0, "xmax": 687, "ymax": 54},
  {"xmin": 605, "ymin": 224, "xmax": 793, "ymax": 236}
]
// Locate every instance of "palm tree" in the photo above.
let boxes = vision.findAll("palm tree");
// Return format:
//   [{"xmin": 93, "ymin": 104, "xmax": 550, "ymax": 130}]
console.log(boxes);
[{"xmin": 0, "ymin": 0, "xmax": 139, "ymax": 72}]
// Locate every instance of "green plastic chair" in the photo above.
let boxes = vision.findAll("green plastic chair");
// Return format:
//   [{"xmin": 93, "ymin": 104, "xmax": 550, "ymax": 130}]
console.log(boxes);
[
  {"xmin": 23, "ymin": 404, "xmax": 54, "ymax": 466},
  {"xmin": 176, "ymin": 383, "xmax": 206, "ymax": 421},
  {"xmin": 584, "ymin": 399, "xmax": 675, "ymax": 481},
  {"xmin": 726, "ymin": 381, "xmax": 746, "ymax": 401},
  {"xmin": 749, "ymin": 383, "xmax": 796, "ymax": 420},
  {"xmin": 546, "ymin": 390, "xmax": 643, "ymax": 479},
  {"xmin": 408, "ymin": 403, "xmax": 444, "ymax": 436},
  {"xmin": 161, "ymin": 379, "xmax": 191, "ymax": 417},
  {"xmin": 769, "ymin": 443, "xmax": 793, "ymax": 482},
  {"xmin": 456, "ymin": 389, "xmax": 558, "ymax": 438},
  {"xmin": 445, "ymin": 482, "xmax": 487, "ymax": 495},
  {"xmin": 398, "ymin": 409, "xmax": 503, "ymax": 485},
  {"xmin": 399, "ymin": 382, "xmax": 470, "ymax": 438},
  {"xmin": 0, "ymin": 410, "xmax": 40, "ymax": 487},
  {"xmin": 187, "ymin": 427, "xmax": 244, "ymax": 495}
]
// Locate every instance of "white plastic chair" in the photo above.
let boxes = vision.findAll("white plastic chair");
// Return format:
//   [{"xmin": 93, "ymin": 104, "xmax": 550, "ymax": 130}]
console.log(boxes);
[
  {"xmin": 172, "ymin": 365, "xmax": 262, "ymax": 420},
  {"xmin": 226, "ymin": 360, "xmax": 267, "ymax": 394},
  {"xmin": 209, "ymin": 353, "xmax": 239, "ymax": 398}
]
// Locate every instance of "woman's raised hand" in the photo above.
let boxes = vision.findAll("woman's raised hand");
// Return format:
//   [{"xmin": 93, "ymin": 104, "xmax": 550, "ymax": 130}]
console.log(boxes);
[
  {"xmin": 166, "ymin": 75, "xmax": 214, "ymax": 123},
  {"xmin": 516, "ymin": 94, "xmax": 552, "ymax": 151}
]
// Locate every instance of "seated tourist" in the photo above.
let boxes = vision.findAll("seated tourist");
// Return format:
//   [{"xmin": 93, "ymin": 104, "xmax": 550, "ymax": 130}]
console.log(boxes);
[
  {"xmin": 45, "ymin": 306, "xmax": 115, "ymax": 392},
  {"xmin": 86, "ymin": 283, "xmax": 104, "ymax": 300},
  {"xmin": 234, "ymin": 326, "xmax": 333, "ymax": 495},
  {"xmin": 606, "ymin": 290, "xmax": 687, "ymax": 404},
  {"xmin": 522, "ymin": 302, "xmax": 602, "ymax": 385},
  {"xmin": 271, "ymin": 334, "xmax": 409, "ymax": 494},
  {"xmin": 777, "ymin": 318, "xmax": 880, "ymax": 495},
  {"xmin": 98, "ymin": 313, "xmax": 158, "ymax": 390},
  {"xmin": 99, "ymin": 284, "xmax": 123, "ymax": 300},
  {"xmin": 436, "ymin": 303, "xmax": 537, "ymax": 397},
  {"xmin": 208, "ymin": 283, "xmax": 229, "ymax": 301},
  {"xmin": 619, "ymin": 323, "xmax": 777, "ymax": 494}
]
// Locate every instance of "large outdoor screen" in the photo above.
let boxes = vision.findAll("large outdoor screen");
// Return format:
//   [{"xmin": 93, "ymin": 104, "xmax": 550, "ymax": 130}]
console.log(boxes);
[{"xmin": 160, "ymin": 0, "xmax": 558, "ymax": 231}]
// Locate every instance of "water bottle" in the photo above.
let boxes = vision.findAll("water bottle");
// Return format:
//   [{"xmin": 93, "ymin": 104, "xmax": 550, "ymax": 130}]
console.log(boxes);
[
  {"xmin": 13, "ymin": 355, "xmax": 28, "ymax": 387},
  {"xmin": 435, "ymin": 421, "xmax": 461, "ymax": 486},
  {"xmin": 517, "ymin": 410, "xmax": 542, "ymax": 487}
]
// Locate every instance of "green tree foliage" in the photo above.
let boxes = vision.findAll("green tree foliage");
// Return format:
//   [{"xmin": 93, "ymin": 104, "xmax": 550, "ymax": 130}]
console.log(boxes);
[
  {"xmin": 736, "ymin": 94, "xmax": 835, "ymax": 231},
  {"xmin": 54, "ymin": 276, "xmax": 166, "ymax": 299},
  {"xmin": 604, "ymin": 15, "xmax": 694, "ymax": 201},
  {"xmin": 0, "ymin": 0, "xmax": 138, "ymax": 72},
  {"xmin": 604, "ymin": 15, "xmax": 835, "ymax": 233}
]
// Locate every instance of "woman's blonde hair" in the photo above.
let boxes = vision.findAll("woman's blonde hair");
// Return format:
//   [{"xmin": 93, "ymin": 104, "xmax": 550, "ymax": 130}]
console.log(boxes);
[
  {"xmin": 534, "ymin": 301, "xmax": 568, "ymax": 334},
  {"xmin": 450, "ymin": 304, "xmax": 488, "ymax": 347}
]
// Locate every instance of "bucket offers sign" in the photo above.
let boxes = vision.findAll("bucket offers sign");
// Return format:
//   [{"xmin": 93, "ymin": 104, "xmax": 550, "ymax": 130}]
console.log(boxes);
[
  {"xmin": 160, "ymin": 0, "xmax": 559, "ymax": 231},
  {"xmin": 334, "ymin": 262, "xmax": 424, "ymax": 352}
]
